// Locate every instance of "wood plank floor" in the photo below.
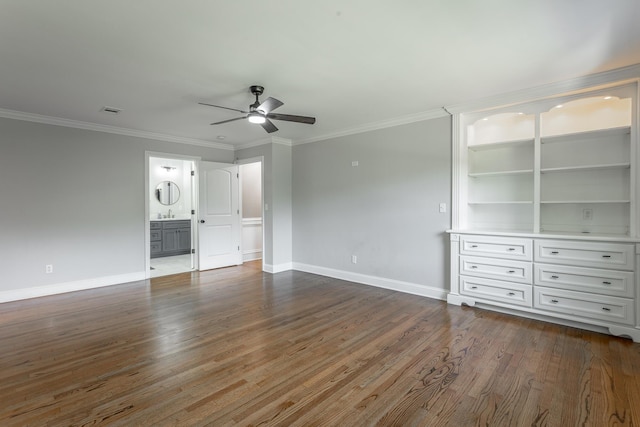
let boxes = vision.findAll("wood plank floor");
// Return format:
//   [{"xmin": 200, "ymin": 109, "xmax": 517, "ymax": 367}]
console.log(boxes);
[{"xmin": 1, "ymin": 261, "xmax": 639, "ymax": 426}]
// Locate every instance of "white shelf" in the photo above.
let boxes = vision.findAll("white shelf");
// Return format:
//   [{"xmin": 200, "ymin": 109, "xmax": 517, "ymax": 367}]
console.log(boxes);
[
  {"xmin": 540, "ymin": 163, "xmax": 630, "ymax": 173},
  {"xmin": 541, "ymin": 200, "xmax": 630, "ymax": 204},
  {"xmin": 469, "ymin": 169, "xmax": 534, "ymax": 178},
  {"xmin": 467, "ymin": 138, "xmax": 534, "ymax": 152},
  {"xmin": 541, "ymin": 126, "xmax": 630, "ymax": 145}
]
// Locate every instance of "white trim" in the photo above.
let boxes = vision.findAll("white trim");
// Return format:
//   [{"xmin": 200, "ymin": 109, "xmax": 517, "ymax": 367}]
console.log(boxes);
[
  {"xmin": 264, "ymin": 262, "xmax": 293, "ymax": 273},
  {"xmin": 0, "ymin": 272, "xmax": 146, "ymax": 303},
  {"xmin": 271, "ymin": 136, "xmax": 293, "ymax": 146},
  {"xmin": 242, "ymin": 217, "xmax": 262, "ymax": 226},
  {"xmin": 0, "ymin": 108, "xmax": 234, "ymax": 150},
  {"xmin": 294, "ymin": 108, "xmax": 448, "ymax": 145},
  {"xmin": 243, "ymin": 250, "xmax": 263, "ymax": 262},
  {"xmin": 445, "ymin": 63, "xmax": 640, "ymax": 114},
  {"xmin": 235, "ymin": 138, "xmax": 273, "ymax": 150},
  {"xmin": 292, "ymin": 262, "xmax": 447, "ymax": 301}
]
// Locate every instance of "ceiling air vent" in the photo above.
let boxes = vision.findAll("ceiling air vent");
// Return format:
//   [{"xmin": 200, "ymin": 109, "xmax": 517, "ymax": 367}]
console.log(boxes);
[{"xmin": 100, "ymin": 106, "xmax": 122, "ymax": 115}]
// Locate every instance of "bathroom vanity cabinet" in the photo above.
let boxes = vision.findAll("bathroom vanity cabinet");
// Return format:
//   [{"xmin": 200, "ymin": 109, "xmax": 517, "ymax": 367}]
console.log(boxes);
[{"xmin": 150, "ymin": 220, "xmax": 191, "ymax": 258}]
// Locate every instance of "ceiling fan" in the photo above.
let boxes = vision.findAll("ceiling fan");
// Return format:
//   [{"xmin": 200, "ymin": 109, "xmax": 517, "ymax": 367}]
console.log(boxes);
[{"xmin": 199, "ymin": 85, "xmax": 316, "ymax": 133}]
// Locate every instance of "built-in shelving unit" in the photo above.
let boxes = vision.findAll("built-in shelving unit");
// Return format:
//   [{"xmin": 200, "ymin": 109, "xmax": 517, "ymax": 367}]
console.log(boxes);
[{"xmin": 448, "ymin": 81, "xmax": 640, "ymax": 342}]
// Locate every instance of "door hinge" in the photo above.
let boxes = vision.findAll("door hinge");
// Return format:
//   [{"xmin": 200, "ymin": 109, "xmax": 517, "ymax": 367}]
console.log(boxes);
[
  {"xmin": 191, "ymin": 209, "xmax": 195, "ymax": 215},
  {"xmin": 191, "ymin": 170, "xmax": 195, "ymax": 176},
  {"xmin": 237, "ymin": 209, "xmax": 240, "ymax": 214},
  {"xmin": 237, "ymin": 173, "xmax": 239, "ymax": 178},
  {"xmin": 191, "ymin": 249, "xmax": 195, "ymax": 254},
  {"xmin": 238, "ymin": 246, "xmax": 240, "ymax": 251}
]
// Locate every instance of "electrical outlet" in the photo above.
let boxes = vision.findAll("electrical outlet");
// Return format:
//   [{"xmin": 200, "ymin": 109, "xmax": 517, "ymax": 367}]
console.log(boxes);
[
  {"xmin": 583, "ymin": 208, "xmax": 593, "ymax": 221},
  {"xmin": 351, "ymin": 160, "xmax": 359, "ymax": 167},
  {"xmin": 351, "ymin": 255, "xmax": 357, "ymax": 264},
  {"xmin": 45, "ymin": 264, "xmax": 53, "ymax": 274},
  {"xmin": 439, "ymin": 202, "xmax": 447, "ymax": 213}
]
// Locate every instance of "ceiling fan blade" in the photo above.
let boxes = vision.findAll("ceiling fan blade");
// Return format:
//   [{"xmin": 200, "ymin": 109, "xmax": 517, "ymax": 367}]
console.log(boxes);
[
  {"xmin": 210, "ymin": 116, "xmax": 247, "ymax": 125},
  {"xmin": 267, "ymin": 113, "xmax": 316, "ymax": 124},
  {"xmin": 260, "ymin": 119, "xmax": 279, "ymax": 133},
  {"xmin": 199, "ymin": 102, "xmax": 248, "ymax": 114},
  {"xmin": 257, "ymin": 97, "xmax": 284, "ymax": 114}
]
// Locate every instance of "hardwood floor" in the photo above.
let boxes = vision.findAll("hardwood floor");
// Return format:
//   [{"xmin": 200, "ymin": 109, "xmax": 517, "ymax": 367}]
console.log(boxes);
[{"xmin": 1, "ymin": 261, "xmax": 639, "ymax": 426}]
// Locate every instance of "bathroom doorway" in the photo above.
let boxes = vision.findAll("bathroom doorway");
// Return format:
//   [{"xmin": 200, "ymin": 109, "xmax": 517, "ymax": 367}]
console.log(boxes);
[{"xmin": 147, "ymin": 154, "xmax": 197, "ymax": 278}]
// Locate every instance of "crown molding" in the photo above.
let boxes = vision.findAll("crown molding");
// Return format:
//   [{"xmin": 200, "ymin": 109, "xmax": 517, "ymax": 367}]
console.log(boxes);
[
  {"xmin": 0, "ymin": 108, "xmax": 235, "ymax": 151},
  {"xmin": 234, "ymin": 137, "xmax": 273, "ymax": 151},
  {"xmin": 271, "ymin": 136, "xmax": 293, "ymax": 146},
  {"xmin": 445, "ymin": 63, "xmax": 640, "ymax": 114},
  {"xmin": 294, "ymin": 108, "xmax": 449, "ymax": 146}
]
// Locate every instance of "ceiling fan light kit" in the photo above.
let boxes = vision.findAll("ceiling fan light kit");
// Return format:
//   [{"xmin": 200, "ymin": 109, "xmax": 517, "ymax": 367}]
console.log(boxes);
[{"xmin": 199, "ymin": 85, "xmax": 316, "ymax": 133}]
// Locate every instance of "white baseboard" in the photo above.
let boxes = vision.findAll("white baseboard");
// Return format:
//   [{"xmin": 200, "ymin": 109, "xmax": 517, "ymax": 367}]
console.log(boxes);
[
  {"xmin": 0, "ymin": 272, "xmax": 147, "ymax": 303},
  {"xmin": 292, "ymin": 262, "xmax": 447, "ymax": 301},
  {"xmin": 263, "ymin": 262, "xmax": 293, "ymax": 274},
  {"xmin": 243, "ymin": 250, "xmax": 262, "ymax": 262}
]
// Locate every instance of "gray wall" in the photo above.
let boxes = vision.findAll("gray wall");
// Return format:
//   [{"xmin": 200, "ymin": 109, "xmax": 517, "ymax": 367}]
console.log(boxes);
[
  {"xmin": 0, "ymin": 117, "xmax": 232, "ymax": 292},
  {"xmin": 292, "ymin": 117, "xmax": 451, "ymax": 289}
]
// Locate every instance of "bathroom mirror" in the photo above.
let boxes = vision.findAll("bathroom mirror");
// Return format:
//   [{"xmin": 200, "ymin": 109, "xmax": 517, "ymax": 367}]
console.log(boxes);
[{"xmin": 155, "ymin": 181, "xmax": 180, "ymax": 205}]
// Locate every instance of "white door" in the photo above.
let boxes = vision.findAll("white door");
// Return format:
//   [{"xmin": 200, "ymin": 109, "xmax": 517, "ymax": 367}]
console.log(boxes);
[{"xmin": 198, "ymin": 161, "xmax": 242, "ymax": 270}]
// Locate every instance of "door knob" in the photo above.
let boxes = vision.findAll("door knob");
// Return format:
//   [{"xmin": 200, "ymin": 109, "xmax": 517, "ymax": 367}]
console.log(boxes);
[{"xmin": 199, "ymin": 220, "xmax": 205, "ymax": 223}]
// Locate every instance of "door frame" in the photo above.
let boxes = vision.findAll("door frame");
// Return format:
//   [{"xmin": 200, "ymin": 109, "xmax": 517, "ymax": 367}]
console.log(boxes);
[
  {"xmin": 144, "ymin": 151, "xmax": 201, "ymax": 279},
  {"xmin": 237, "ymin": 156, "xmax": 266, "ymax": 272}
]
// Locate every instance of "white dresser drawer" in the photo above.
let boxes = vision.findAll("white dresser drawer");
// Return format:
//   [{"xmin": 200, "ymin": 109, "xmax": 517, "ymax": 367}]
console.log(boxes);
[
  {"xmin": 534, "ymin": 287, "xmax": 634, "ymax": 326},
  {"xmin": 460, "ymin": 255, "xmax": 532, "ymax": 284},
  {"xmin": 534, "ymin": 240, "xmax": 635, "ymax": 270},
  {"xmin": 460, "ymin": 276, "xmax": 532, "ymax": 307},
  {"xmin": 460, "ymin": 235, "xmax": 532, "ymax": 261},
  {"xmin": 535, "ymin": 263, "xmax": 634, "ymax": 298}
]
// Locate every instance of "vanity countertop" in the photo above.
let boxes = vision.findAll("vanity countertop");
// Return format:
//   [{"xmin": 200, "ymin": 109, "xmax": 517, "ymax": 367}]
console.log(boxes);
[{"xmin": 151, "ymin": 217, "xmax": 191, "ymax": 221}]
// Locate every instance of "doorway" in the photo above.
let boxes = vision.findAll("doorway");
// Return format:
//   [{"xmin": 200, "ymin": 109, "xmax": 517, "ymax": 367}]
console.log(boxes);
[
  {"xmin": 239, "ymin": 160, "xmax": 263, "ymax": 267},
  {"xmin": 148, "ymin": 155, "xmax": 196, "ymax": 278}
]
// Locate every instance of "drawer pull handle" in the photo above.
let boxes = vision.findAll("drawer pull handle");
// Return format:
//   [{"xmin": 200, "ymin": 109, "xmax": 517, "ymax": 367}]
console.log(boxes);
[
  {"xmin": 550, "ymin": 299, "xmax": 559, "ymax": 303},
  {"xmin": 550, "ymin": 251, "xmax": 559, "ymax": 255},
  {"xmin": 470, "ymin": 265, "xmax": 478, "ymax": 269},
  {"xmin": 507, "ymin": 248, "xmax": 516, "ymax": 252},
  {"xmin": 602, "ymin": 281, "xmax": 612, "ymax": 285},
  {"xmin": 602, "ymin": 255, "xmax": 611, "ymax": 258},
  {"xmin": 507, "ymin": 292, "xmax": 515, "ymax": 296},
  {"xmin": 602, "ymin": 307, "xmax": 611, "ymax": 312},
  {"xmin": 507, "ymin": 270, "xmax": 515, "ymax": 274},
  {"xmin": 470, "ymin": 245, "xmax": 478, "ymax": 248},
  {"xmin": 470, "ymin": 286, "xmax": 478, "ymax": 289},
  {"xmin": 550, "ymin": 275, "xmax": 559, "ymax": 279}
]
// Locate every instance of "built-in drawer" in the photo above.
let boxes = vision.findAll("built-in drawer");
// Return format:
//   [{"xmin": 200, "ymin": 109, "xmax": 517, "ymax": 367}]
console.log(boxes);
[
  {"xmin": 534, "ymin": 240, "xmax": 635, "ymax": 270},
  {"xmin": 150, "ymin": 230, "xmax": 162, "ymax": 241},
  {"xmin": 535, "ymin": 263, "xmax": 634, "ymax": 298},
  {"xmin": 460, "ymin": 235, "xmax": 532, "ymax": 261},
  {"xmin": 150, "ymin": 221, "xmax": 162, "ymax": 230},
  {"xmin": 460, "ymin": 276, "xmax": 532, "ymax": 307},
  {"xmin": 163, "ymin": 220, "xmax": 191, "ymax": 229},
  {"xmin": 534, "ymin": 287, "xmax": 634, "ymax": 325},
  {"xmin": 460, "ymin": 255, "xmax": 532, "ymax": 284},
  {"xmin": 150, "ymin": 242, "xmax": 162, "ymax": 255}
]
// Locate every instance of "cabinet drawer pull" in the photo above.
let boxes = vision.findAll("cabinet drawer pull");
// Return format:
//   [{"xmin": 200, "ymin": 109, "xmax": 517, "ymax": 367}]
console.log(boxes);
[
  {"xmin": 602, "ymin": 255, "xmax": 611, "ymax": 258},
  {"xmin": 507, "ymin": 248, "xmax": 516, "ymax": 252},
  {"xmin": 470, "ymin": 286, "xmax": 478, "ymax": 289},
  {"xmin": 550, "ymin": 299, "xmax": 559, "ymax": 303},
  {"xmin": 550, "ymin": 275, "xmax": 559, "ymax": 279},
  {"xmin": 550, "ymin": 251, "xmax": 559, "ymax": 255},
  {"xmin": 507, "ymin": 292, "xmax": 515, "ymax": 296},
  {"xmin": 470, "ymin": 245, "xmax": 478, "ymax": 248},
  {"xmin": 507, "ymin": 270, "xmax": 515, "ymax": 274},
  {"xmin": 470, "ymin": 265, "xmax": 478, "ymax": 269},
  {"xmin": 602, "ymin": 307, "xmax": 611, "ymax": 312},
  {"xmin": 602, "ymin": 281, "xmax": 612, "ymax": 285}
]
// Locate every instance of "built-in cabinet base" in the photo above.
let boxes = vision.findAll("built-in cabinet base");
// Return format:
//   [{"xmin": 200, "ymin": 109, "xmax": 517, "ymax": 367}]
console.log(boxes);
[{"xmin": 448, "ymin": 232, "xmax": 640, "ymax": 342}]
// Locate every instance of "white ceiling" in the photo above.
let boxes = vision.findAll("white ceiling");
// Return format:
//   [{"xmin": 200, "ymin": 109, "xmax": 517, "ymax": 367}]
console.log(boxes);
[{"xmin": 1, "ymin": 1, "xmax": 640, "ymax": 148}]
